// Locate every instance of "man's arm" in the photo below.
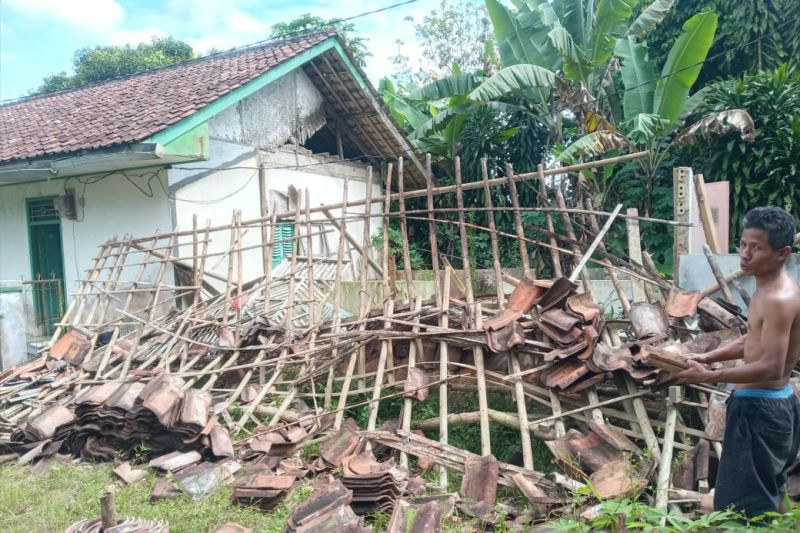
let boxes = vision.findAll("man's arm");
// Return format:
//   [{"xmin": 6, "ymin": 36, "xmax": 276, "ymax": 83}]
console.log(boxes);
[
  {"xmin": 691, "ymin": 335, "xmax": 747, "ymax": 365},
  {"xmin": 680, "ymin": 299, "xmax": 792, "ymax": 385}
]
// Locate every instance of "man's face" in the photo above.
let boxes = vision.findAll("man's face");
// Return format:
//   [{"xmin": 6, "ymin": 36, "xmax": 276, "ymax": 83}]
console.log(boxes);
[{"xmin": 739, "ymin": 228, "xmax": 787, "ymax": 276}]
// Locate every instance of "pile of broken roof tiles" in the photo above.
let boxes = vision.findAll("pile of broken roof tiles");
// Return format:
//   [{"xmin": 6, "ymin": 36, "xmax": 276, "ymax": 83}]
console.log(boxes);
[{"xmin": 9, "ymin": 375, "xmax": 233, "ymax": 464}]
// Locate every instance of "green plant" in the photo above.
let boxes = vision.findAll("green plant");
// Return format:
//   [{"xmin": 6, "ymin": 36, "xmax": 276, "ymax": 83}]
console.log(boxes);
[{"xmin": 677, "ymin": 64, "xmax": 800, "ymax": 245}]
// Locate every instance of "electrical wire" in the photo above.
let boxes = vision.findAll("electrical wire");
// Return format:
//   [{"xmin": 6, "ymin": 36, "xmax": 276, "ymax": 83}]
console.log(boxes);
[{"xmin": 47, "ymin": 10, "xmax": 800, "ymax": 208}]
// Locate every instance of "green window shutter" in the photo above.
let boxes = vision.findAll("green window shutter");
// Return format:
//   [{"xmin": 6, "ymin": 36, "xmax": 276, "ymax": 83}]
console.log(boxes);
[{"xmin": 272, "ymin": 222, "xmax": 295, "ymax": 266}]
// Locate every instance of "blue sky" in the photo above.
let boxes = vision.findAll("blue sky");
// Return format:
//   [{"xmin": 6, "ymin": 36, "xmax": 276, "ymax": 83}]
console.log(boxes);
[{"xmin": 0, "ymin": 0, "xmax": 437, "ymax": 101}]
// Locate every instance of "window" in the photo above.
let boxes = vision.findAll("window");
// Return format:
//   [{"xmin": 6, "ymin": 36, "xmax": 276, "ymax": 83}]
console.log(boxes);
[{"xmin": 272, "ymin": 222, "xmax": 295, "ymax": 266}]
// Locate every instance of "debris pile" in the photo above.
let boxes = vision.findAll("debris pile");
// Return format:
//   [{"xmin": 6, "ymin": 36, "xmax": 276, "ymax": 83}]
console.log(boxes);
[
  {"xmin": 3, "ymin": 153, "xmax": 795, "ymax": 530},
  {"xmin": 9, "ymin": 375, "xmax": 233, "ymax": 464}
]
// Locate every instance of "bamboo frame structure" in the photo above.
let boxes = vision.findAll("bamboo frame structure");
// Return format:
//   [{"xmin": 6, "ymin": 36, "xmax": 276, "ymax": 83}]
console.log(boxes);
[{"xmin": 0, "ymin": 151, "xmax": 743, "ymax": 513}]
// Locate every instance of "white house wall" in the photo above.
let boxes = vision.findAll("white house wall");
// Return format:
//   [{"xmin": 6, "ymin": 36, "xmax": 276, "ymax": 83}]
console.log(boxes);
[
  {"xmin": 171, "ymin": 142, "xmax": 381, "ymax": 287},
  {"xmin": 170, "ymin": 68, "xmax": 383, "ymax": 287},
  {"xmin": 0, "ymin": 169, "xmax": 173, "ymax": 330}
]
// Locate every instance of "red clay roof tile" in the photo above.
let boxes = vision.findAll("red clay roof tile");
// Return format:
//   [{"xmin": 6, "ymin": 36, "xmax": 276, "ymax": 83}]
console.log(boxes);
[{"xmin": 0, "ymin": 33, "xmax": 331, "ymax": 163}]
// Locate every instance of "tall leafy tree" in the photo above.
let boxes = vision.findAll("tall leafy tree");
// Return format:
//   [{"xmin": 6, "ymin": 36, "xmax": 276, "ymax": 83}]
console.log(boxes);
[
  {"xmin": 34, "ymin": 37, "xmax": 194, "ymax": 95},
  {"xmin": 641, "ymin": 0, "xmax": 799, "ymax": 83},
  {"xmin": 390, "ymin": 0, "xmax": 499, "ymax": 86},
  {"xmin": 270, "ymin": 14, "xmax": 370, "ymax": 67}
]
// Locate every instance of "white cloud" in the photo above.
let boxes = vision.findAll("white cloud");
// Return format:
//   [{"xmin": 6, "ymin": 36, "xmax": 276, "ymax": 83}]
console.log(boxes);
[
  {"xmin": 5, "ymin": 0, "xmax": 124, "ymax": 33},
  {"xmin": 225, "ymin": 12, "xmax": 269, "ymax": 36}
]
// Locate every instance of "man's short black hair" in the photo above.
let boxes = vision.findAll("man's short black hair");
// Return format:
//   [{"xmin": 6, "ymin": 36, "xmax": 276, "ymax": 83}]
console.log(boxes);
[{"xmin": 743, "ymin": 206, "xmax": 796, "ymax": 249}]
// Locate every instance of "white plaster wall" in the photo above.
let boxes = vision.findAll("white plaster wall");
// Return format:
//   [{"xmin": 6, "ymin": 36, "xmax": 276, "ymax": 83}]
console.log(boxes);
[
  {"xmin": 0, "ymin": 169, "xmax": 173, "ymax": 300},
  {"xmin": 171, "ymin": 143, "xmax": 382, "ymax": 286},
  {"xmin": 0, "ymin": 286, "xmax": 27, "ymax": 369}
]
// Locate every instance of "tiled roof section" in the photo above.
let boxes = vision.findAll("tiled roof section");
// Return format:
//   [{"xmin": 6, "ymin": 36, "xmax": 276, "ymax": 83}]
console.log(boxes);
[{"xmin": 0, "ymin": 33, "xmax": 331, "ymax": 163}]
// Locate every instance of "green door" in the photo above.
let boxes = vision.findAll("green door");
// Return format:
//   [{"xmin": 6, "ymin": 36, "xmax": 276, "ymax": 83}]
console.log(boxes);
[{"xmin": 26, "ymin": 198, "xmax": 66, "ymax": 335}]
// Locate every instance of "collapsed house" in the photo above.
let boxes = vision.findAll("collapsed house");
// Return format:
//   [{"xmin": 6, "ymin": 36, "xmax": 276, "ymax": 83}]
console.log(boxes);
[
  {"xmin": 0, "ymin": 30, "xmax": 422, "ymax": 369},
  {"xmin": 1, "ymin": 150, "xmax": 797, "ymax": 531}
]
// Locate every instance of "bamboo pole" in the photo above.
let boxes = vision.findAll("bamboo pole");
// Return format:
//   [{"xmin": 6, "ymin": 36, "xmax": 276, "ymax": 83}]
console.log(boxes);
[
  {"xmin": 482, "ymin": 158, "xmax": 533, "ymax": 467},
  {"xmin": 334, "ymin": 168, "xmax": 374, "ymax": 430},
  {"xmin": 656, "ymin": 387, "xmax": 681, "ymax": 511},
  {"xmin": 538, "ymin": 165, "xmax": 563, "ymax": 278},
  {"xmin": 505, "ymin": 163, "xmax": 532, "ymax": 279},
  {"xmin": 108, "ymin": 151, "xmax": 651, "ymax": 246},
  {"xmin": 324, "ymin": 176, "xmax": 350, "ymax": 409},
  {"xmin": 454, "ymin": 156, "xmax": 490, "ymax": 456}
]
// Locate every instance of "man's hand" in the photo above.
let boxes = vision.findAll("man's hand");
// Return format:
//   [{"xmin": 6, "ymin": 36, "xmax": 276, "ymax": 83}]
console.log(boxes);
[
  {"xmin": 684, "ymin": 352, "xmax": 708, "ymax": 365},
  {"xmin": 676, "ymin": 359, "xmax": 717, "ymax": 384}
]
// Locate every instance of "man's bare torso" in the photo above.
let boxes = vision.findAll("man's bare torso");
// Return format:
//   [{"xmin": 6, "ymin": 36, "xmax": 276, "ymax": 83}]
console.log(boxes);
[{"xmin": 742, "ymin": 272, "xmax": 800, "ymax": 389}]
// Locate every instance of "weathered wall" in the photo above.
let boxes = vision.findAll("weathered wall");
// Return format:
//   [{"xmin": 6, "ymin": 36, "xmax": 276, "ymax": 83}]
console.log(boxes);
[
  {"xmin": 170, "ymin": 142, "xmax": 380, "ymax": 287},
  {"xmin": 169, "ymin": 68, "xmax": 382, "ymax": 287},
  {"xmin": 0, "ymin": 169, "xmax": 173, "ymax": 299},
  {"xmin": 0, "ymin": 285, "xmax": 27, "ymax": 369},
  {"xmin": 208, "ymin": 70, "xmax": 326, "ymax": 150}
]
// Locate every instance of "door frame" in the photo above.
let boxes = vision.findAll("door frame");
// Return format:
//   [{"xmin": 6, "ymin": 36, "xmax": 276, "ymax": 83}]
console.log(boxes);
[{"xmin": 25, "ymin": 196, "xmax": 67, "ymax": 334}]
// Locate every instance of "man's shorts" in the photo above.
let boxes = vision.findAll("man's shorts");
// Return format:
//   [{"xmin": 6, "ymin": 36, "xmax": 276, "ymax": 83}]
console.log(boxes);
[{"xmin": 714, "ymin": 384, "xmax": 800, "ymax": 519}]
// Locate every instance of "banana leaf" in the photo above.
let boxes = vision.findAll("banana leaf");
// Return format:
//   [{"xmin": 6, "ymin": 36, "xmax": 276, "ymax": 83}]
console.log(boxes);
[
  {"xmin": 672, "ymin": 109, "xmax": 756, "ymax": 147},
  {"xmin": 628, "ymin": 0, "xmax": 675, "ymax": 39},
  {"xmin": 653, "ymin": 11, "xmax": 718, "ymax": 125},
  {"xmin": 469, "ymin": 64, "xmax": 556, "ymax": 102},
  {"xmin": 615, "ymin": 37, "xmax": 657, "ymax": 120},
  {"xmin": 409, "ymin": 74, "xmax": 484, "ymax": 101},
  {"xmin": 555, "ymin": 130, "xmax": 631, "ymax": 162}
]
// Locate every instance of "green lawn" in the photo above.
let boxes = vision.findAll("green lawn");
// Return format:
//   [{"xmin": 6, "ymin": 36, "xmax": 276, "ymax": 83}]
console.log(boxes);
[{"xmin": 0, "ymin": 461, "xmax": 309, "ymax": 533}]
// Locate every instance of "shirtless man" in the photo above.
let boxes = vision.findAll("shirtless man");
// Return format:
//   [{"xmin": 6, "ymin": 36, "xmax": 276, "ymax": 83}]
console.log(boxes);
[{"xmin": 677, "ymin": 206, "xmax": 800, "ymax": 519}]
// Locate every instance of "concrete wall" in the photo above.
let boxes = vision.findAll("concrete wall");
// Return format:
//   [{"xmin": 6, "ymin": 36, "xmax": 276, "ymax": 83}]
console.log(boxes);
[
  {"xmin": 169, "ymin": 69, "xmax": 382, "ymax": 286},
  {"xmin": 0, "ymin": 284, "xmax": 27, "ymax": 369},
  {"xmin": 679, "ymin": 253, "xmax": 800, "ymax": 314},
  {"xmin": 0, "ymin": 169, "xmax": 172, "ymax": 299}
]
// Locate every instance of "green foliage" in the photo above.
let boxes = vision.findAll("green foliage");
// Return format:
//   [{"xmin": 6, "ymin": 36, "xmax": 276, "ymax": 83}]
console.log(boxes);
[
  {"xmin": 677, "ymin": 64, "xmax": 800, "ymax": 248},
  {"xmin": 653, "ymin": 10, "xmax": 718, "ymax": 125},
  {"xmin": 0, "ymin": 462, "xmax": 309, "ymax": 532},
  {"xmin": 390, "ymin": 0, "xmax": 498, "ymax": 86},
  {"xmin": 371, "ymin": 225, "xmax": 426, "ymax": 270},
  {"xmin": 34, "ymin": 37, "xmax": 194, "ymax": 95},
  {"xmin": 640, "ymin": 0, "xmax": 800, "ymax": 84},
  {"xmin": 269, "ymin": 14, "xmax": 370, "ymax": 67},
  {"xmin": 549, "ymin": 495, "xmax": 800, "ymax": 531}
]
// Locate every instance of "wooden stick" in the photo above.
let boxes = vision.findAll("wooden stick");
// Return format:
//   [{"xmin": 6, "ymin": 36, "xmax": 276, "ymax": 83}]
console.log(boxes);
[
  {"xmin": 505, "ymin": 163, "xmax": 532, "ymax": 279},
  {"xmin": 320, "ymin": 208, "xmax": 383, "ymax": 277},
  {"xmin": 438, "ymin": 268, "xmax": 451, "ymax": 487},
  {"xmin": 100, "ymin": 489, "xmax": 117, "ymax": 530},
  {"xmin": 656, "ymin": 387, "xmax": 680, "ymax": 510},
  {"xmin": 694, "ymin": 173, "xmax": 722, "ymax": 254},
  {"xmin": 454, "ymin": 156, "xmax": 490, "ymax": 455},
  {"xmin": 367, "ymin": 298, "xmax": 395, "ymax": 432},
  {"xmin": 98, "ymin": 151, "xmax": 651, "ymax": 248},
  {"xmin": 482, "ymin": 159, "xmax": 533, "ymax": 465},
  {"xmin": 324, "ymin": 176, "xmax": 350, "ymax": 409},
  {"xmin": 702, "ymin": 244, "xmax": 735, "ymax": 304},
  {"xmin": 626, "ymin": 207, "xmax": 648, "ymax": 303},
  {"xmin": 357, "ymin": 167, "xmax": 374, "ymax": 392},
  {"xmin": 538, "ymin": 165, "xmax": 563, "ymax": 278},
  {"xmin": 383, "ymin": 163, "xmax": 396, "ymax": 383},
  {"xmin": 567, "ymin": 203, "xmax": 623, "ymax": 284},
  {"xmin": 334, "ymin": 168, "xmax": 373, "ymax": 430}
]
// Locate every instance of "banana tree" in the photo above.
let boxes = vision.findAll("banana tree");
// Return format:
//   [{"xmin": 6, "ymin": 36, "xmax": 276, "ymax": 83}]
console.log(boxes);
[
  {"xmin": 404, "ymin": 0, "xmax": 678, "ymax": 146},
  {"xmin": 476, "ymin": 0, "xmax": 678, "ymax": 129},
  {"xmin": 556, "ymin": 11, "xmax": 754, "ymax": 216}
]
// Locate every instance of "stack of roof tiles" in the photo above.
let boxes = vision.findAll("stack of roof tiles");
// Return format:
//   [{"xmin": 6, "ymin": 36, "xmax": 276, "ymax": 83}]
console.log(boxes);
[{"xmin": 11, "ymin": 375, "xmax": 232, "ymax": 463}]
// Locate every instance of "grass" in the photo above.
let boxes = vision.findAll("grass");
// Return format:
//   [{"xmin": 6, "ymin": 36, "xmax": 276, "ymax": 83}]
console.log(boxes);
[{"xmin": 0, "ymin": 461, "xmax": 313, "ymax": 533}]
